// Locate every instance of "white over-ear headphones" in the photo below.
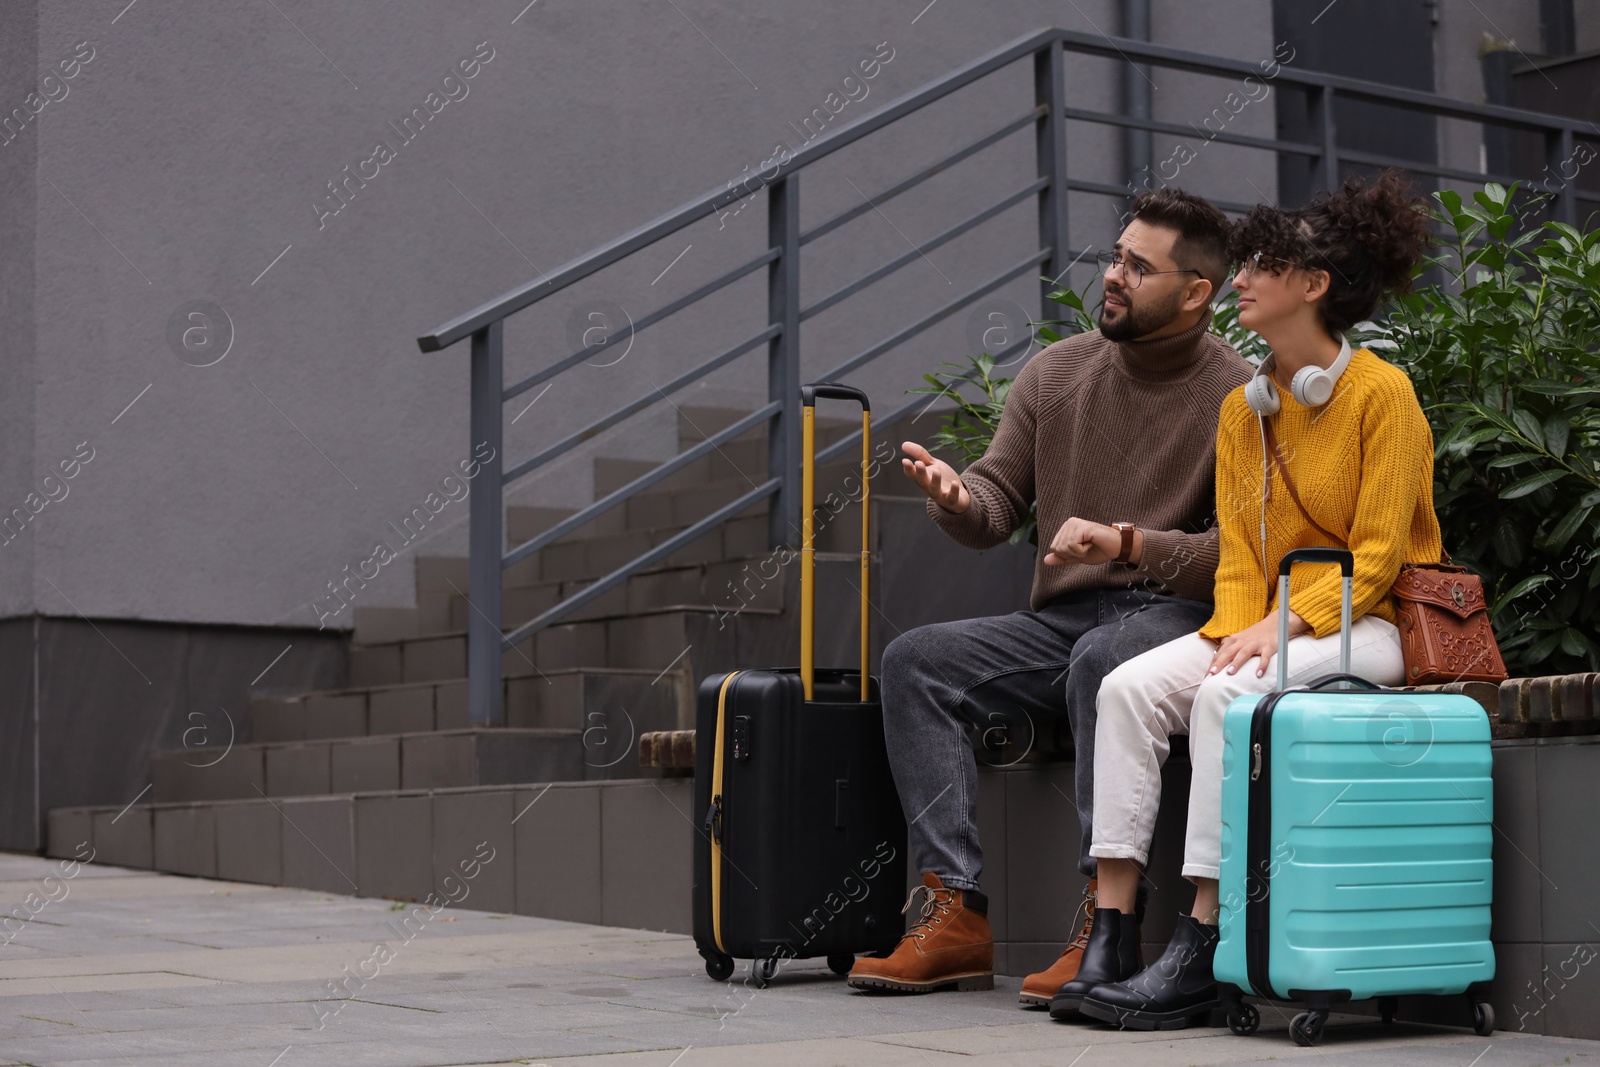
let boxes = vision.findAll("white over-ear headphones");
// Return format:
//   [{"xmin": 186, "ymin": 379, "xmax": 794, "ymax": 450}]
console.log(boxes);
[{"xmin": 1244, "ymin": 333, "xmax": 1354, "ymax": 415}]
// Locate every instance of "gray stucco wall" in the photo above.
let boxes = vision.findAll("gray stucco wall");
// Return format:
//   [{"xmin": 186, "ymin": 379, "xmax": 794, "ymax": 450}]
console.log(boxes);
[
  {"xmin": 1435, "ymin": 0, "xmax": 1544, "ymax": 180},
  {"xmin": 4, "ymin": 0, "xmax": 1563, "ymax": 633},
  {"xmin": 0, "ymin": 6, "xmax": 38, "ymax": 623}
]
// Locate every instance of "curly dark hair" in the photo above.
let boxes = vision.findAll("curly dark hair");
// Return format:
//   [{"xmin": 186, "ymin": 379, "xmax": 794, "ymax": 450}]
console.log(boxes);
[
  {"xmin": 1129, "ymin": 187, "xmax": 1232, "ymax": 295},
  {"xmin": 1226, "ymin": 169, "xmax": 1432, "ymax": 334}
]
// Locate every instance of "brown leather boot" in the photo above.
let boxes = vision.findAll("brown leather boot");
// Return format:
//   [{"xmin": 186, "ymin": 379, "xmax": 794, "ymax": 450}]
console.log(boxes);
[
  {"xmin": 1019, "ymin": 879, "xmax": 1146, "ymax": 1007},
  {"xmin": 846, "ymin": 872, "xmax": 994, "ymax": 993},
  {"xmin": 1018, "ymin": 879, "xmax": 1097, "ymax": 1007}
]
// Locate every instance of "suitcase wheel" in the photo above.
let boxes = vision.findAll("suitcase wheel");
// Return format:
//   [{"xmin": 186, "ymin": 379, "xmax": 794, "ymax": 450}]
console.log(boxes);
[
  {"xmin": 1471, "ymin": 999, "xmax": 1495, "ymax": 1036},
  {"xmin": 1378, "ymin": 996, "xmax": 1398, "ymax": 1024},
  {"xmin": 1290, "ymin": 1010, "xmax": 1326, "ymax": 1047},
  {"xmin": 1226, "ymin": 1002, "xmax": 1260, "ymax": 1036},
  {"xmin": 702, "ymin": 950, "xmax": 734, "ymax": 982},
  {"xmin": 752, "ymin": 955, "xmax": 781, "ymax": 988},
  {"xmin": 827, "ymin": 953, "xmax": 855, "ymax": 977}
]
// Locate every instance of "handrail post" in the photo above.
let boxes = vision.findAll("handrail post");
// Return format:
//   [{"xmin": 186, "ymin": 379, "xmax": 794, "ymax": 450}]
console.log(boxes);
[
  {"xmin": 1314, "ymin": 84, "xmax": 1339, "ymax": 195},
  {"xmin": 767, "ymin": 173, "xmax": 801, "ymax": 551},
  {"xmin": 1034, "ymin": 40, "xmax": 1070, "ymax": 308},
  {"xmin": 1545, "ymin": 127, "xmax": 1577, "ymax": 226},
  {"xmin": 468, "ymin": 321, "xmax": 505, "ymax": 727}
]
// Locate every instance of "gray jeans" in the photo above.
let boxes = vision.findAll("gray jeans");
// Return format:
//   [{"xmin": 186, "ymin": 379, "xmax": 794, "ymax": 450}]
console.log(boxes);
[{"xmin": 880, "ymin": 587, "xmax": 1215, "ymax": 891}]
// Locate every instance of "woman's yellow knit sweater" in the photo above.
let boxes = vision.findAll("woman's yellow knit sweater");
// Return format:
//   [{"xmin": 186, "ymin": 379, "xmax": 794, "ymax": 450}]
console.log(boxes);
[{"xmin": 1197, "ymin": 346, "xmax": 1444, "ymax": 642}]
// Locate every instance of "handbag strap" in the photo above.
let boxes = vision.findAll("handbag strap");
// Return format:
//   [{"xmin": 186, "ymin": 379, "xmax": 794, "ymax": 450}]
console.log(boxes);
[{"xmin": 1262, "ymin": 418, "xmax": 1345, "ymax": 545}]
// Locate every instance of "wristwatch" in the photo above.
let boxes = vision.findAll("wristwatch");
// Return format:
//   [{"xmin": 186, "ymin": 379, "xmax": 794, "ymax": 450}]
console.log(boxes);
[{"xmin": 1112, "ymin": 521, "xmax": 1137, "ymax": 564}]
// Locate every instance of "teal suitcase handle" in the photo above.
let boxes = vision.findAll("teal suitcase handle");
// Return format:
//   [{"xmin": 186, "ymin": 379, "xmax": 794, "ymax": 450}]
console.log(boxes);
[
  {"xmin": 1275, "ymin": 548, "xmax": 1356, "ymax": 691},
  {"xmin": 1299, "ymin": 673, "xmax": 1384, "ymax": 693},
  {"xmin": 1278, "ymin": 547, "xmax": 1353, "ymax": 576}
]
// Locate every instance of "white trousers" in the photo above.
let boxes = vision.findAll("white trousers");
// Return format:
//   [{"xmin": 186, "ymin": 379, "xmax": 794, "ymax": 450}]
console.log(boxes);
[{"xmin": 1089, "ymin": 616, "xmax": 1405, "ymax": 882}]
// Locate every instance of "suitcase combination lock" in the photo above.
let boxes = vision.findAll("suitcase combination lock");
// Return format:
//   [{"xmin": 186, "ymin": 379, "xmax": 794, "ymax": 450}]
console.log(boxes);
[{"xmin": 732, "ymin": 715, "xmax": 753, "ymax": 760}]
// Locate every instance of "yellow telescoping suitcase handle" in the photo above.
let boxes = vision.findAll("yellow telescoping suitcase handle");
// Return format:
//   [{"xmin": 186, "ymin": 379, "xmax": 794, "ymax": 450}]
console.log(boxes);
[
  {"xmin": 799, "ymin": 382, "xmax": 871, "ymax": 702},
  {"xmin": 709, "ymin": 669, "xmax": 740, "ymax": 954}
]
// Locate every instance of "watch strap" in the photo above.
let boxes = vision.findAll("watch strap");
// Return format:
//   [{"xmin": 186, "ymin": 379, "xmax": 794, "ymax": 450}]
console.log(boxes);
[{"xmin": 1114, "ymin": 523, "xmax": 1135, "ymax": 564}]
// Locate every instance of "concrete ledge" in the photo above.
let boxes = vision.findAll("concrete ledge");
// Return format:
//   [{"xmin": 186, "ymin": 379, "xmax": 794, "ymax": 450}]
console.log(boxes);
[
  {"xmin": 46, "ymin": 737, "xmax": 1600, "ymax": 1040},
  {"xmin": 600, "ymin": 780, "xmax": 692, "ymax": 933},
  {"xmin": 90, "ymin": 808, "xmax": 152, "ymax": 869},
  {"xmin": 46, "ymin": 809, "xmax": 93, "ymax": 861},
  {"xmin": 214, "ymin": 801, "xmax": 282, "ymax": 884},
  {"xmin": 355, "ymin": 794, "xmax": 434, "ymax": 901},
  {"xmin": 435, "ymin": 790, "xmax": 515, "ymax": 914},
  {"xmin": 280, "ymin": 796, "xmax": 356, "ymax": 894},
  {"xmin": 515, "ymin": 783, "xmax": 602, "ymax": 924},
  {"xmin": 153, "ymin": 805, "xmax": 217, "ymax": 878}
]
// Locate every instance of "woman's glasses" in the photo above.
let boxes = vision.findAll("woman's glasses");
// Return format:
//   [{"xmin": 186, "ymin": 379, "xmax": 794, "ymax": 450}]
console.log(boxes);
[{"xmin": 1238, "ymin": 250, "xmax": 1298, "ymax": 279}]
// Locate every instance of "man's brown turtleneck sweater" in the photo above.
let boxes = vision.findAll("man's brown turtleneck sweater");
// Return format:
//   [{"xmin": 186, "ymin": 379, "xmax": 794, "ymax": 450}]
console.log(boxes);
[{"xmin": 928, "ymin": 306, "xmax": 1254, "ymax": 609}]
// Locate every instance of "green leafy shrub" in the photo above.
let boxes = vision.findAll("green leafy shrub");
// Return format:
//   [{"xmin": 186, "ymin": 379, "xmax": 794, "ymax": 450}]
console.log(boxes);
[{"xmin": 1359, "ymin": 182, "xmax": 1600, "ymax": 673}]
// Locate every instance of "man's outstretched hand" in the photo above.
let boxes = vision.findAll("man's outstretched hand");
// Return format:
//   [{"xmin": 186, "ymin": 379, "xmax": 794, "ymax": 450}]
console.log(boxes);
[{"xmin": 901, "ymin": 441, "xmax": 971, "ymax": 514}]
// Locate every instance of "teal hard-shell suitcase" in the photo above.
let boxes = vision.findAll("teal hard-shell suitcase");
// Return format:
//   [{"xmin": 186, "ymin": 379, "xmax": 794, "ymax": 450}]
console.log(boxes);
[{"xmin": 1214, "ymin": 548, "xmax": 1496, "ymax": 1047}]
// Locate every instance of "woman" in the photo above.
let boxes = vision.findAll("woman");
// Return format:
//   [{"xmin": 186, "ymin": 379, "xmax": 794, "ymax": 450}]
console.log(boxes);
[{"xmin": 1046, "ymin": 170, "xmax": 1443, "ymax": 1029}]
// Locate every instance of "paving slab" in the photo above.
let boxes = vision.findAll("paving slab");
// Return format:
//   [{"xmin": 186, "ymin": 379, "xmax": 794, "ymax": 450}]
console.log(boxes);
[{"xmin": 0, "ymin": 852, "xmax": 1595, "ymax": 1066}]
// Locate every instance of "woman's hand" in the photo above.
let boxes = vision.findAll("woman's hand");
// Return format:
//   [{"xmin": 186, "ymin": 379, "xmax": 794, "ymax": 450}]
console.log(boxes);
[{"xmin": 1207, "ymin": 611, "xmax": 1310, "ymax": 679}]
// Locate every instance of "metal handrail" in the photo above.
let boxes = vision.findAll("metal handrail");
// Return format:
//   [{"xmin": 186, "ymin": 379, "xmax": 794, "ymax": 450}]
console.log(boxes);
[
  {"xmin": 800, "ymin": 178, "xmax": 1049, "ymax": 323},
  {"xmin": 503, "ymin": 401, "xmax": 783, "ymax": 571},
  {"xmin": 798, "ymin": 107, "xmax": 1046, "ymax": 246},
  {"xmin": 419, "ymin": 26, "xmax": 1598, "ymax": 726},
  {"xmin": 500, "ymin": 325, "xmax": 779, "ymax": 487},
  {"xmin": 819, "ymin": 249, "xmax": 1056, "ymax": 386},
  {"xmin": 1060, "ymin": 30, "xmax": 1599, "ymax": 134},
  {"xmin": 505, "ymin": 478, "xmax": 783, "ymax": 651},
  {"xmin": 502, "ymin": 247, "xmax": 779, "ymax": 403}
]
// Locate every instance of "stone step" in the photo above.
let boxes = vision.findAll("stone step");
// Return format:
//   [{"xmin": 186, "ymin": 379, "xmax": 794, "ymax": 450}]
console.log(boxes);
[
  {"xmin": 48, "ymin": 777, "xmax": 696, "ymax": 930},
  {"xmin": 505, "ymin": 504, "xmax": 624, "ymax": 544},
  {"xmin": 149, "ymin": 724, "xmax": 673, "ymax": 804},
  {"xmin": 674, "ymin": 405, "xmax": 859, "ymax": 452},
  {"xmin": 249, "ymin": 667, "xmax": 689, "ymax": 742},
  {"xmin": 512, "ymin": 470, "xmax": 873, "ymax": 588},
  {"xmin": 346, "ymin": 602, "xmax": 789, "ymax": 691},
  {"xmin": 592, "ymin": 439, "xmax": 765, "ymax": 496},
  {"xmin": 444, "ymin": 555, "xmax": 787, "ymax": 630},
  {"xmin": 358, "ymin": 489, "xmax": 867, "ymax": 645}
]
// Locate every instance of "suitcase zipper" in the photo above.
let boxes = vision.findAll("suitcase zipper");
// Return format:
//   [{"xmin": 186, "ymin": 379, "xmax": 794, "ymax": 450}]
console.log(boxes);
[
  {"xmin": 1245, "ymin": 698, "xmax": 1277, "ymax": 1000},
  {"xmin": 709, "ymin": 671, "xmax": 741, "ymax": 955}
]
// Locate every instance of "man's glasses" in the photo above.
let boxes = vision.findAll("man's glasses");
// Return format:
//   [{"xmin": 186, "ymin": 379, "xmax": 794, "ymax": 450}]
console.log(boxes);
[
  {"xmin": 1238, "ymin": 250, "xmax": 1298, "ymax": 279},
  {"xmin": 1096, "ymin": 250, "xmax": 1201, "ymax": 290}
]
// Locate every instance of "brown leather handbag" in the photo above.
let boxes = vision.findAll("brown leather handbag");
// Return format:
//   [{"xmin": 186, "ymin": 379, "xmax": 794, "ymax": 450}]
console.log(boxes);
[
  {"xmin": 1263, "ymin": 420, "xmax": 1507, "ymax": 685},
  {"xmin": 1390, "ymin": 553, "xmax": 1508, "ymax": 684}
]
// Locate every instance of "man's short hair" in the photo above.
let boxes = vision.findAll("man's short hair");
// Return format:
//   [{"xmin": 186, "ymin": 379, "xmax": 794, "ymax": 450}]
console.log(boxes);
[{"xmin": 1128, "ymin": 188, "xmax": 1232, "ymax": 295}]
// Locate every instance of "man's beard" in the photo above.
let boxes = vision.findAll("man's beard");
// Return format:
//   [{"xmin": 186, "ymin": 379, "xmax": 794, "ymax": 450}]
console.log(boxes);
[{"xmin": 1098, "ymin": 284, "xmax": 1185, "ymax": 342}]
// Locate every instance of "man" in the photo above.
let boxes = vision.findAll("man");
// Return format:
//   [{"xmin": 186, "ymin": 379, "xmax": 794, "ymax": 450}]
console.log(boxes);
[{"xmin": 846, "ymin": 188, "xmax": 1254, "ymax": 1005}]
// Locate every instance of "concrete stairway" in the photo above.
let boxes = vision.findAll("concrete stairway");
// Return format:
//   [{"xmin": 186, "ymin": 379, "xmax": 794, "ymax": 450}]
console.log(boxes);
[
  {"xmin": 46, "ymin": 404, "xmax": 1041, "ymax": 932},
  {"xmin": 199, "ymin": 406, "xmax": 873, "ymax": 792}
]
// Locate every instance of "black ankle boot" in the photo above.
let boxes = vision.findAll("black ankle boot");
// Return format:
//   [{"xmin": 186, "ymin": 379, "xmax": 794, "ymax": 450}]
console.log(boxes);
[
  {"xmin": 1079, "ymin": 914, "xmax": 1224, "ymax": 1030},
  {"xmin": 1047, "ymin": 906, "xmax": 1139, "ymax": 1020}
]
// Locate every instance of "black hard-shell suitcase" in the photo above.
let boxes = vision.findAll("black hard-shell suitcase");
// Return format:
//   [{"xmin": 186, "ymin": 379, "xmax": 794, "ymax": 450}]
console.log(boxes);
[{"xmin": 692, "ymin": 382, "xmax": 908, "ymax": 985}]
